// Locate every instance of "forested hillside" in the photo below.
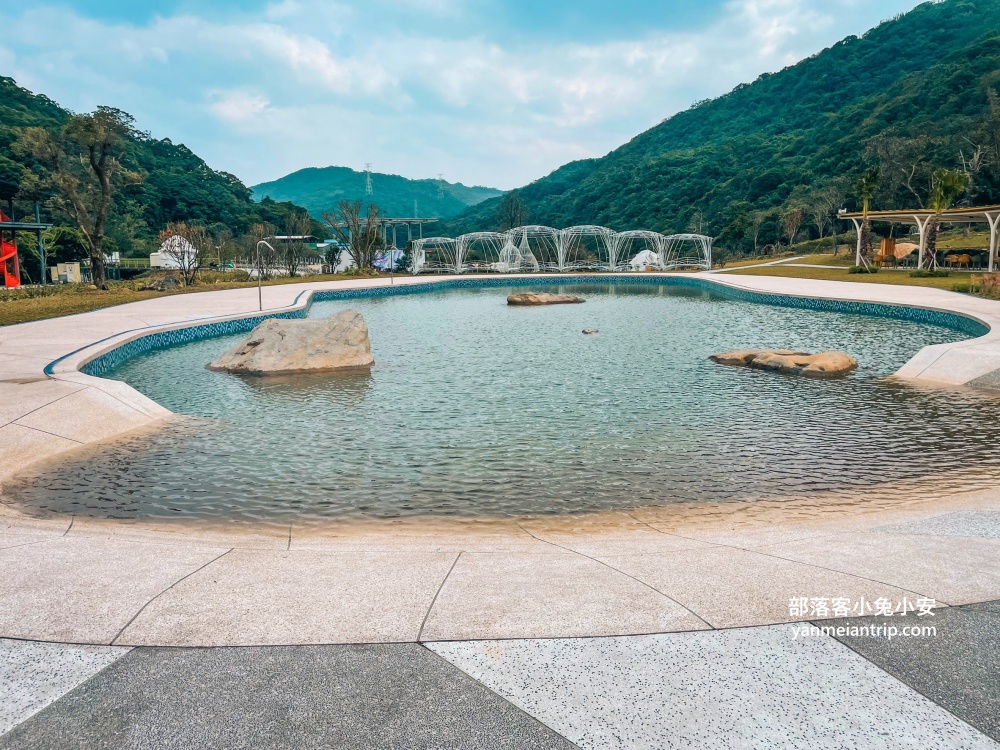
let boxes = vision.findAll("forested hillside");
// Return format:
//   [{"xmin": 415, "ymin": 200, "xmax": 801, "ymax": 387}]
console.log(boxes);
[
  {"xmin": 253, "ymin": 166, "xmax": 501, "ymax": 221},
  {"xmin": 442, "ymin": 0, "xmax": 1000, "ymax": 253},
  {"xmin": 0, "ymin": 76, "xmax": 315, "ymax": 258}
]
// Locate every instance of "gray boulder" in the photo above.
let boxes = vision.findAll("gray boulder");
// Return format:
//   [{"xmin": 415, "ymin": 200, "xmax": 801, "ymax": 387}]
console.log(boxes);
[
  {"xmin": 144, "ymin": 274, "xmax": 182, "ymax": 292},
  {"xmin": 209, "ymin": 310, "xmax": 374, "ymax": 375}
]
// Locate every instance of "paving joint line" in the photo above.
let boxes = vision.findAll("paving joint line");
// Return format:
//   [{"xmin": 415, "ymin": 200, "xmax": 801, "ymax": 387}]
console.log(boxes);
[
  {"xmin": 818, "ymin": 616, "xmax": 999, "ymax": 744},
  {"xmin": 5, "ymin": 422, "xmax": 84, "ymax": 445},
  {"xmin": 623, "ymin": 512, "xmax": 948, "ymax": 607},
  {"xmin": 514, "ymin": 522, "xmax": 715, "ymax": 630},
  {"xmin": 109, "ymin": 548, "xmax": 233, "ymax": 646},
  {"xmin": 418, "ymin": 643, "xmax": 582, "ymax": 749},
  {"xmin": 416, "ymin": 551, "xmax": 462, "ymax": 643}
]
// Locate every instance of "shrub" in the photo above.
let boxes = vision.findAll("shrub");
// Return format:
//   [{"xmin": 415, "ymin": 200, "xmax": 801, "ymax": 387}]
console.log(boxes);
[
  {"xmin": 970, "ymin": 273, "xmax": 1000, "ymax": 300},
  {"xmin": 910, "ymin": 269, "xmax": 951, "ymax": 278},
  {"xmin": 848, "ymin": 265, "xmax": 878, "ymax": 274}
]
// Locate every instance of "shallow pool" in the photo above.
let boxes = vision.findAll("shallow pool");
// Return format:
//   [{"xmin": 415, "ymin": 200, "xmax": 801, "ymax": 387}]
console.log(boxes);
[{"xmin": 8, "ymin": 282, "xmax": 1000, "ymax": 525}]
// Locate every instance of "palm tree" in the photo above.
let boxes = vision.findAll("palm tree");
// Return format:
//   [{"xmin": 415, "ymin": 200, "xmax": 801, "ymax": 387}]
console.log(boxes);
[
  {"xmin": 923, "ymin": 168, "xmax": 969, "ymax": 269},
  {"xmin": 854, "ymin": 166, "xmax": 880, "ymax": 262}
]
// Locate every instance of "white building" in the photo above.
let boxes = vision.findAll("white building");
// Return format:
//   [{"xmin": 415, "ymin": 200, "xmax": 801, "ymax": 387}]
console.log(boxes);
[{"xmin": 150, "ymin": 235, "xmax": 197, "ymax": 269}]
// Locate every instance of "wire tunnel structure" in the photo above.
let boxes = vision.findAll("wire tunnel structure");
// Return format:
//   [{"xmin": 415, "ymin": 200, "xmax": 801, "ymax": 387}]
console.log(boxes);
[{"xmin": 410, "ymin": 226, "xmax": 712, "ymax": 274}]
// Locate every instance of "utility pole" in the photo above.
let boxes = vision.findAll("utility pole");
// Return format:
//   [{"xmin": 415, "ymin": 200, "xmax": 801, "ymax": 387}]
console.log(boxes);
[{"xmin": 36, "ymin": 203, "xmax": 46, "ymax": 285}]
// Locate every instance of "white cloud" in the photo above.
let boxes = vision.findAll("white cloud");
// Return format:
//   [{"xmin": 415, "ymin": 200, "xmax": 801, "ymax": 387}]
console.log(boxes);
[
  {"xmin": 3, "ymin": 0, "xmax": 922, "ymax": 189},
  {"xmin": 208, "ymin": 90, "xmax": 270, "ymax": 123}
]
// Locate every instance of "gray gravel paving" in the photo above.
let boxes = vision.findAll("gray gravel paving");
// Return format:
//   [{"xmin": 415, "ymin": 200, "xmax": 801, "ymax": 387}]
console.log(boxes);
[
  {"xmin": 821, "ymin": 600, "xmax": 1000, "ymax": 741},
  {"xmin": 0, "ymin": 643, "xmax": 577, "ymax": 750}
]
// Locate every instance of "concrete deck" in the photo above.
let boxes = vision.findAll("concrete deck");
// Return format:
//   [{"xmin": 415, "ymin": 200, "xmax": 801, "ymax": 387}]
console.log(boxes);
[
  {"xmin": 1, "ymin": 273, "xmax": 999, "ymax": 647},
  {"xmin": 4, "ymin": 601, "xmax": 999, "ymax": 748}
]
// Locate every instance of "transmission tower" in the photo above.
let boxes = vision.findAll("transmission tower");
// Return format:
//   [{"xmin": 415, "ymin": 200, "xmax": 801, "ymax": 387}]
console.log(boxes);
[
  {"xmin": 413, "ymin": 199, "xmax": 418, "ymax": 217},
  {"xmin": 437, "ymin": 173, "xmax": 445, "ymax": 199},
  {"xmin": 364, "ymin": 163, "xmax": 373, "ymax": 196}
]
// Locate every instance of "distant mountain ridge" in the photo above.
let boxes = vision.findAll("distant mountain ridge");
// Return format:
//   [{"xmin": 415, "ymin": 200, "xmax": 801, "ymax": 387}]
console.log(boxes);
[
  {"xmin": 252, "ymin": 166, "xmax": 502, "ymax": 221},
  {"xmin": 440, "ymin": 0, "xmax": 1000, "ymax": 249}
]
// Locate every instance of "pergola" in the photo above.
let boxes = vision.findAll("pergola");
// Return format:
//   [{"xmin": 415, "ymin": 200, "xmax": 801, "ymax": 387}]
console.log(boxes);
[{"xmin": 839, "ymin": 205, "xmax": 1000, "ymax": 271}]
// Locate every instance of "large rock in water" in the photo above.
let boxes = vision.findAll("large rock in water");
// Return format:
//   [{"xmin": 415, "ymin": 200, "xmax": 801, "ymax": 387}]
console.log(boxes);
[
  {"xmin": 208, "ymin": 310, "xmax": 374, "ymax": 375},
  {"xmin": 710, "ymin": 349, "xmax": 857, "ymax": 379},
  {"xmin": 507, "ymin": 293, "xmax": 585, "ymax": 306}
]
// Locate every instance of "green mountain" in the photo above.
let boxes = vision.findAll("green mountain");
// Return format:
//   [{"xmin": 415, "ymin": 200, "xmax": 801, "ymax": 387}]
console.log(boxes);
[
  {"xmin": 0, "ymin": 76, "xmax": 315, "ymax": 257},
  {"xmin": 441, "ymin": 0, "xmax": 1000, "ymax": 252},
  {"xmin": 252, "ymin": 166, "xmax": 502, "ymax": 221}
]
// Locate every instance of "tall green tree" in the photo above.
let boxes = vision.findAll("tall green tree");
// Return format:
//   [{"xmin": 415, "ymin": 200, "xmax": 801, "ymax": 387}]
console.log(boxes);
[
  {"xmin": 854, "ymin": 166, "xmax": 881, "ymax": 262},
  {"xmin": 17, "ymin": 107, "xmax": 140, "ymax": 286},
  {"xmin": 923, "ymin": 168, "xmax": 970, "ymax": 269}
]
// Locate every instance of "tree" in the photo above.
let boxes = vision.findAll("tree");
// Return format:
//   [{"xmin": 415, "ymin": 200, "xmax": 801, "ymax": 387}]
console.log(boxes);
[
  {"xmin": 41, "ymin": 226, "xmax": 89, "ymax": 264},
  {"xmin": 322, "ymin": 201, "xmax": 383, "ymax": 270},
  {"xmin": 0, "ymin": 156, "xmax": 23, "ymax": 201},
  {"xmin": 495, "ymin": 190, "xmax": 526, "ymax": 231},
  {"xmin": 243, "ymin": 222, "xmax": 279, "ymax": 280},
  {"xmin": 16, "ymin": 107, "xmax": 140, "ymax": 287},
  {"xmin": 212, "ymin": 227, "xmax": 238, "ymax": 270},
  {"xmin": 283, "ymin": 209, "xmax": 312, "ymax": 277},
  {"xmin": 803, "ymin": 181, "xmax": 846, "ymax": 253},
  {"xmin": 750, "ymin": 211, "xmax": 770, "ymax": 256},
  {"xmin": 922, "ymin": 168, "xmax": 970, "ymax": 269},
  {"xmin": 158, "ymin": 223, "xmax": 208, "ymax": 285},
  {"xmin": 323, "ymin": 242, "xmax": 343, "ymax": 273},
  {"xmin": 782, "ymin": 208, "xmax": 803, "ymax": 248},
  {"xmin": 854, "ymin": 166, "xmax": 881, "ymax": 262}
]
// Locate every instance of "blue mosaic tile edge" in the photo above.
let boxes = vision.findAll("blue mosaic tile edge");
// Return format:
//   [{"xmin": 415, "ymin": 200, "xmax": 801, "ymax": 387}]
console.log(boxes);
[{"xmin": 73, "ymin": 275, "xmax": 990, "ymax": 378}]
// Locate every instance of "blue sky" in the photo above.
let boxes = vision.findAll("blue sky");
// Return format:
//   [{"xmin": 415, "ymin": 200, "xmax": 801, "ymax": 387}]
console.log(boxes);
[{"xmin": 2, "ymin": 0, "xmax": 921, "ymax": 190}]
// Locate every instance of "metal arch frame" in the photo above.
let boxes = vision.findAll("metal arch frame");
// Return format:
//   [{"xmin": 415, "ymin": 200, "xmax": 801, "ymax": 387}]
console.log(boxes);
[
  {"xmin": 661, "ymin": 234, "xmax": 713, "ymax": 270},
  {"xmin": 559, "ymin": 225, "xmax": 617, "ymax": 271},
  {"xmin": 410, "ymin": 226, "xmax": 714, "ymax": 274},
  {"xmin": 410, "ymin": 237, "xmax": 458, "ymax": 274},
  {"xmin": 505, "ymin": 225, "xmax": 562, "ymax": 272},
  {"xmin": 614, "ymin": 230, "xmax": 667, "ymax": 271},
  {"xmin": 456, "ymin": 232, "xmax": 508, "ymax": 274}
]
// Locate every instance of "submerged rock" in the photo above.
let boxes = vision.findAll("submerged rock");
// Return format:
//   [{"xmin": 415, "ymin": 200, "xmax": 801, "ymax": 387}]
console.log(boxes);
[
  {"xmin": 710, "ymin": 349, "xmax": 857, "ymax": 379},
  {"xmin": 507, "ymin": 293, "xmax": 585, "ymax": 306},
  {"xmin": 582, "ymin": 329, "xmax": 599, "ymax": 335},
  {"xmin": 209, "ymin": 310, "xmax": 374, "ymax": 375}
]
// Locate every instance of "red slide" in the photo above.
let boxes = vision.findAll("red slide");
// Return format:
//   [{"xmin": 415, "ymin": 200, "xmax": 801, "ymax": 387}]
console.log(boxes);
[{"xmin": 0, "ymin": 210, "xmax": 20, "ymax": 288}]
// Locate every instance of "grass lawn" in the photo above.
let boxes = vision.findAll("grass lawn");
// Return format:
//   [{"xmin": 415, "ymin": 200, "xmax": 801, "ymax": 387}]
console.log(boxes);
[
  {"xmin": 771, "ymin": 252, "xmax": 857, "ymax": 267},
  {"xmin": 0, "ymin": 273, "xmax": 367, "ymax": 327},
  {"xmin": 726, "ymin": 264, "xmax": 977, "ymax": 291}
]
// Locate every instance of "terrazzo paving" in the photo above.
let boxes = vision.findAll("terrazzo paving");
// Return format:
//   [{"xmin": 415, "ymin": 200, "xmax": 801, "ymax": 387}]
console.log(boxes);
[
  {"xmin": 0, "ymin": 638, "xmax": 129, "ymax": 735},
  {"xmin": 875, "ymin": 511, "xmax": 1000, "ymax": 539},
  {"xmin": 428, "ymin": 624, "xmax": 999, "ymax": 749},
  {"xmin": 825, "ymin": 605, "xmax": 1000, "ymax": 741},
  {"xmin": 4, "ymin": 604, "xmax": 1000, "ymax": 748},
  {"xmin": 0, "ymin": 644, "xmax": 578, "ymax": 750}
]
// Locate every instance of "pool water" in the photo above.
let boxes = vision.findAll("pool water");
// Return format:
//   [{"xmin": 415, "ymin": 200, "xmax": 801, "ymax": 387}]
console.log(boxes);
[{"xmin": 7, "ymin": 283, "xmax": 1000, "ymax": 525}]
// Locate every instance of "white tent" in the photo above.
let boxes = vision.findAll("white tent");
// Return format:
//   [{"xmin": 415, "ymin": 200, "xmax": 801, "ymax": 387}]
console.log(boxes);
[{"xmin": 628, "ymin": 249, "xmax": 660, "ymax": 271}]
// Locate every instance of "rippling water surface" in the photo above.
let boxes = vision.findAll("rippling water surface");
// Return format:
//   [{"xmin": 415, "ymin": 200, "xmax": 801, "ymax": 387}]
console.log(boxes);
[{"xmin": 8, "ymin": 283, "xmax": 1000, "ymax": 525}]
